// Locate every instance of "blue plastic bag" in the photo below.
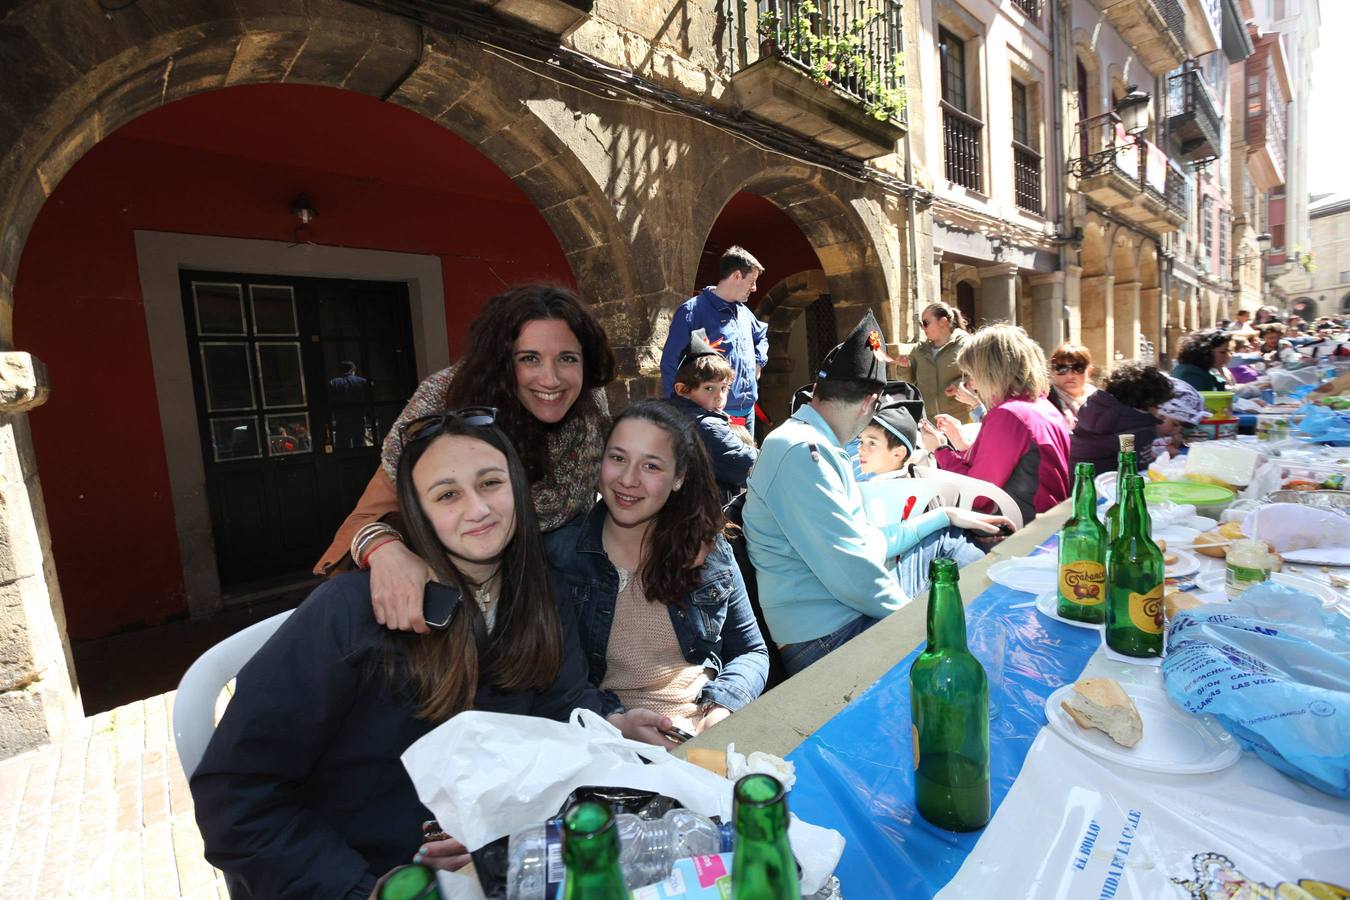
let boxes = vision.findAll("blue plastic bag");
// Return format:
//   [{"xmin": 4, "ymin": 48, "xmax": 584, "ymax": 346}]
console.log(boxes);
[
  {"xmin": 1294, "ymin": 403, "xmax": 1350, "ymax": 445},
  {"xmin": 1162, "ymin": 584, "xmax": 1350, "ymax": 797}
]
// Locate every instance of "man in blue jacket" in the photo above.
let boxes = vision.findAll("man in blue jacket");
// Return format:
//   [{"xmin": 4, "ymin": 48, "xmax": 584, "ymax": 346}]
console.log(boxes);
[
  {"xmin": 661, "ymin": 246, "xmax": 768, "ymax": 437},
  {"xmin": 743, "ymin": 311, "xmax": 1008, "ymax": 675}
]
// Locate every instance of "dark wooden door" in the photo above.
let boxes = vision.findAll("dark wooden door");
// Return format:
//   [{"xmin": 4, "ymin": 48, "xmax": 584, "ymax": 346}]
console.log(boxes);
[{"xmin": 180, "ymin": 271, "xmax": 417, "ymax": 588}]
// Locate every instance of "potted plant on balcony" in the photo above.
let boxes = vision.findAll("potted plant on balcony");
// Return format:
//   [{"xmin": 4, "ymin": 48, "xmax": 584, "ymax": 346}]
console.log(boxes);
[
  {"xmin": 772, "ymin": 1, "xmax": 906, "ymax": 121},
  {"xmin": 757, "ymin": 9, "xmax": 781, "ymax": 58}
]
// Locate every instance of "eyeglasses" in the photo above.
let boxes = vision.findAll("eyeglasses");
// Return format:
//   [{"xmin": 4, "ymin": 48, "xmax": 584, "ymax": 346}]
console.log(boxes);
[
  {"xmin": 1053, "ymin": 363, "xmax": 1087, "ymax": 375},
  {"xmin": 398, "ymin": 406, "xmax": 499, "ymax": 444}
]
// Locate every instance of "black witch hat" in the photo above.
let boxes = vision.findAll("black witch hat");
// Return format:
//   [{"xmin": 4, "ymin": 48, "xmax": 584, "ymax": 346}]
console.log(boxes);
[
  {"xmin": 676, "ymin": 328, "xmax": 726, "ymax": 370},
  {"xmin": 817, "ymin": 310, "xmax": 892, "ymax": 384}
]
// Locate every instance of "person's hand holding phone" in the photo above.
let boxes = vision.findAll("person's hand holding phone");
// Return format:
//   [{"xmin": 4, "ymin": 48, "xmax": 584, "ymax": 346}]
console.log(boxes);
[{"xmin": 608, "ymin": 708, "xmax": 679, "ymax": 749}]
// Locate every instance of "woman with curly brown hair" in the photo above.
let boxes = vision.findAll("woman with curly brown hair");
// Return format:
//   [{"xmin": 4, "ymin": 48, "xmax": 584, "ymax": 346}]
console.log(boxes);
[
  {"xmin": 545, "ymin": 400, "xmax": 768, "ymax": 742},
  {"xmin": 1069, "ymin": 362, "xmax": 1175, "ymax": 474},
  {"xmin": 316, "ymin": 283, "xmax": 616, "ymax": 633}
]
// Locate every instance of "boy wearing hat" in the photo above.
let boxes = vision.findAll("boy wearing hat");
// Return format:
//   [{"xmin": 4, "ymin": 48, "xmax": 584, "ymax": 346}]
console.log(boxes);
[
  {"xmin": 742, "ymin": 311, "xmax": 1011, "ymax": 675},
  {"xmin": 857, "ymin": 402, "xmax": 919, "ymax": 480},
  {"xmin": 669, "ymin": 328, "xmax": 758, "ymax": 502}
]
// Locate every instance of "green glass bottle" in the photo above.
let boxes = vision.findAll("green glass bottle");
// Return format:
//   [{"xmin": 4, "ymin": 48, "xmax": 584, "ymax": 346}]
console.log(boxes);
[
  {"xmin": 909, "ymin": 558, "xmax": 990, "ymax": 832},
  {"xmin": 375, "ymin": 864, "xmax": 440, "ymax": 900},
  {"xmin": 1058, "ymin": 462, "xmax": 1107, "ymax": 623},
  {"xmin": 730, "ymin": 773, "xmax": 799, "ymax": 900},
  {"xmin": 1105, "ymin": 433, "xmax": 1138, "ymax": 544},
  {"xmin": 561, "ymin": 802, "xmax": 630, "ymax": 900},
  {"xmin": 1105, "ymin": 474, "xmax": 1165, "ymax": 658}
]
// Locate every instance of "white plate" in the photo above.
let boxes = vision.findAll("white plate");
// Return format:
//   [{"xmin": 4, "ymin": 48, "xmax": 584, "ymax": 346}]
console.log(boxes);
[
  {"xmin": 1045, "ymin": 683, "xmax": 1241, "ymax": 775},
  {"xmin": 987, "ymin": 555, "xmax": 1059, "ymax": 594},
  {"xmin": 1099, "ymin": 631, "xmax": 1164, "ymax": 666},
  {"xmin": 1096, "ymin": 471, "xmax": 1118, "ymax": 503},
  {"xmin": 1182, "ymin": 516, "xmax": 1219, "ymax": 532},
  {"xmin": 1154, "ymin": 525, "xmax": 1201, "ymax": 545},
  {"xmin": 1282, "ymin": 547, "xmax": 1350, "ymax": 567},
  {"xmin": 1165, "ymin": 549, "xmax": 1201, "ymax": 579},
  {"xmin": 1034, "ymin": 591, "xmax": 1103, "ymax": 630},
  {"xmin": 1193, "ymin": 570, "xmax": 1343, "ymax": 609}
]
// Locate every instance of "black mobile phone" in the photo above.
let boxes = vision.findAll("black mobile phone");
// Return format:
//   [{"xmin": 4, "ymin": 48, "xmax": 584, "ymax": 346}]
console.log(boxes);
[
  {"xmin": 423, "ymin": 582, "xmax": 462, "ymax": 630},
  {"xmin": 660, "ymin": 726, "xmax": 695, "ymax": 744}
]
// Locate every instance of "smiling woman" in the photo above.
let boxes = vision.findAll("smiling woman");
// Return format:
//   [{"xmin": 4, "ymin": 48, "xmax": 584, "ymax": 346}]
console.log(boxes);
[{"xmin": 315, "ymin": 283, "xmax": 616, "ymax": 634}]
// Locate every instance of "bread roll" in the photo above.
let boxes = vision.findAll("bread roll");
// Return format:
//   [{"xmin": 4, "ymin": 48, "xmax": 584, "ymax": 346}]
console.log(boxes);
[
  {"xmin": 1194, "ymin": 531, "xmax": 1227, "ymax": 558},
  {"xmin": 684, "ymin": 748, "xmax": 727, "ymax": 777},
  {"xmin": 1217, "ymin": 521, "xmax": 1245, "ymax": 541},
  {"xmin": 1164, "ymin": 591, "xmax": 1203, "ymax": 618},
  {"xmin": 1060, "ymin": 678, "xmax": 1143, "ymax": 748}
]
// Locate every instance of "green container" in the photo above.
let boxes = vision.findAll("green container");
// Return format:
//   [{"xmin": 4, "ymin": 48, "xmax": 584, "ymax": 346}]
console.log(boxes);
[
  {"xmin": 1198, "ymin": 391, "xmax": 1233, "ymax": 417},
  {"xmin": 1143, "ymin": 481, "xmax": 1236, "ymax": 513}
]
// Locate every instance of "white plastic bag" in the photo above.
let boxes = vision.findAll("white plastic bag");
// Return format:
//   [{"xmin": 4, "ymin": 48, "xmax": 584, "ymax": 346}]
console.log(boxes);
[
  {"xmin": 401, "ymin": 708, "xmax": 845, "ymax": 893},
  {"xmin": 1242, "ymin": 503, "xmax": 1350, "ymax": 552}
]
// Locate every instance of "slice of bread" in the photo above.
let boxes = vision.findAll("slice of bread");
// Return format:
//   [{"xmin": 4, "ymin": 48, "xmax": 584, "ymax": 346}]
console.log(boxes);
[
  {"xmin": 1164, "ymin": 591, "xmax": 1203, "ymax": 618},
  {"xmin": 1060, "ymin": 678, "xmax": 1143, "ymax": 748}
]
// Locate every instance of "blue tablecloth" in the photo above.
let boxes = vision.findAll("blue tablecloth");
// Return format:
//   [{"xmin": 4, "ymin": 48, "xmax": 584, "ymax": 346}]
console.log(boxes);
[{"xmin": 785, "ymin": 543, "xmax": 1101, "ymax": 899}]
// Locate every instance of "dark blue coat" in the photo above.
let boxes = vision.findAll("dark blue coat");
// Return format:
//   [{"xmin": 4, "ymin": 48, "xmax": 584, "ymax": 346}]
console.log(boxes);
[
  {"xmin": 190, "ymin": 570, "xmax": 599, "ymax": 899},
  {"xmin": 669, "ymin": 393, "xmax": 758, "ymax": 501},
  {"xmin": 544, "ymin": 502, "xmax": 768, "ymax": 717}
]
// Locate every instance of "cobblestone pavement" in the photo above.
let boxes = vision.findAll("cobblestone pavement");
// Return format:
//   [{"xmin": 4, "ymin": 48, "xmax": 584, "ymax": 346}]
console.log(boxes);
[{"xmin": 0, "ymin": 691, "xmax": 228, "ymax": 899}]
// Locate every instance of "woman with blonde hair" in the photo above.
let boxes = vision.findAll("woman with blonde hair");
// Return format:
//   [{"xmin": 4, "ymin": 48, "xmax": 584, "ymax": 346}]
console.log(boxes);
[
  {"xmin": 1046, "ymin": 343, "xmax": 1097, "ymax": 430},
  {"xmin": 919, "ymin": 324, "xmax": 1072, "ymax": 524},
  {"xmin": 896, "ymin": 300, "xmax": 972, "ymax": 422}
]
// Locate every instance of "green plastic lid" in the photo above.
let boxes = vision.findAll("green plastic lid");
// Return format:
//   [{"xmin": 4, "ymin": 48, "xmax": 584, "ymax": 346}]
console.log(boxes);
[{"xmin": 1143, "ymin": 480, "xmax": 1236, "ymax": 506}]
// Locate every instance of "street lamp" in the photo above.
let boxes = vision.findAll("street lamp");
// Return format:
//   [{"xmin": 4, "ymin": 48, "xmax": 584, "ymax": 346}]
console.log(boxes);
[
  {"xmin": 1115, "ymin": 85, "xmax": 1152, "ymax": 136},
  {"xmin": 1254, "ymin": 232, "xmax": 1272, "ymax": 252}
]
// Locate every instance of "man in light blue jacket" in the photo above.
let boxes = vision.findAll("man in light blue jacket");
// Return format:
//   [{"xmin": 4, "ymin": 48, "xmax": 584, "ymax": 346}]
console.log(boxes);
[{"xmin": 743, "ymin": 310, "xmax": 1009, "ymax": 675}]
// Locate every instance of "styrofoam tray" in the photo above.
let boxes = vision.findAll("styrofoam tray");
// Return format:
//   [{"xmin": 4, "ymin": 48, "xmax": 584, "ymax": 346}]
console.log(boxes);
[
  {"xmin": 987, "ymin": 555, "xmax": 1058, "ymax": 594},
  {"xmin": 1045, "ymin": 682, "xmax": 1240, "ymax": 775}
]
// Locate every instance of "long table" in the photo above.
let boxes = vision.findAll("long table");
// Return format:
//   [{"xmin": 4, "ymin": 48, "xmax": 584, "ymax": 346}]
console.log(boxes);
[{"xmin": 678, "ymin": 501, "xmax": 1350, "ymax": 899}]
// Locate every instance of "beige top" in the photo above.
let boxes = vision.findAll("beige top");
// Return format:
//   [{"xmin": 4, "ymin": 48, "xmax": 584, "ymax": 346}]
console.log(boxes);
[{"xmin": 602, "ymin": 569, "xmax": 709, "ymax": 730}]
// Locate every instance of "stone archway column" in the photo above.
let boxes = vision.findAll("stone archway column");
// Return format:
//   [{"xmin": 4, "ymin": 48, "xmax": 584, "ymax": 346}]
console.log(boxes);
[
  {"xmin": 0, "ymin": 353, "xmax": 80, "ymax": 758},
  {"xmin": 1027, "ymin": 271, "xmax": 1067, "ymax": 353},
  {"xmin": 1114, "ymin": 281, "xmax": 1141, "ymax": 363},
  {"xmin": 1140, "ymin": 287, "xmax": 1162, "ymax": 361},
  {"xmin": 978, "ymin": 263, "xmax": 1019, "ymax": 325},
  {"xmin": 1063, "ymin": 264, "xmax": 1083, "ymax": 346},
  {"xmin": 1080, "ymin": 274, "xmax": 1114, "ymax": 367}
]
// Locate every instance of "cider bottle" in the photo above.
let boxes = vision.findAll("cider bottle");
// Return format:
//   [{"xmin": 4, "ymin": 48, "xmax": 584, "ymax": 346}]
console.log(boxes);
[
  {"xmin": 1058, "ymin": 462, "xmax": 1107, "ymax": 623},
  {"xmin": 1105, "ymin": 474, "xmax": 1165, "ymax": 658}
]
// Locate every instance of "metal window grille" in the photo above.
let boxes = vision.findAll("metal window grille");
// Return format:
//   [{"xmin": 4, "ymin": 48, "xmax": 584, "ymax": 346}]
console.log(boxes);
[
  {"xmin": 943, "ymin": 103, "xmax": 984, "ymax": 191},
  {"xmin": 804, "ymin": 295, "xmax": 838, "ymax": 377},
  {"xmin": 1012, "ymin": 0, "xmax": 1039, "ymax": 19},
  {"xmin": 1013, "ymin": 143, "xmax": 1042, "ymax": 213}
]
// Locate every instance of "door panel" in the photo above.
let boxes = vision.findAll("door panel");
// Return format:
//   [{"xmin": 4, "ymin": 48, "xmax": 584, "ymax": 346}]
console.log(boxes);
[{"xmin": 181, "ymin": 270, "xmax": 416, "ymax": 590}]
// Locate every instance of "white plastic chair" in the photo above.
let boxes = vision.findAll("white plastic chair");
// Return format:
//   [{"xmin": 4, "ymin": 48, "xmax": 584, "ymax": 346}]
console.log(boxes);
[
  {"xmin": 913, "ymin": 467, "xmax": 1025, "ymax": 531},
  {"xmin": 172, "ymin": 609, "xmax": 293, "ymax": 778},
  {"xmin": 859, "ymin": 477, "xmax": 948, "ymax": 526}
]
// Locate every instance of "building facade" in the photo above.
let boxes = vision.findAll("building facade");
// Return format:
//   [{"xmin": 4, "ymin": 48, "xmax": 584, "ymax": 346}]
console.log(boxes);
[{"xmin": 1294, "ymin": 193, "xmax": 1350, "ymax": 317}]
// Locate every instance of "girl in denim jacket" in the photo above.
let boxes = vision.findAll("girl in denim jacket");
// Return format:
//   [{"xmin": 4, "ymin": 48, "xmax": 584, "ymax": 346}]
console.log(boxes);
[{"xmin": 546, "ymin": 401, "xmax": 769, "ymax": 744}]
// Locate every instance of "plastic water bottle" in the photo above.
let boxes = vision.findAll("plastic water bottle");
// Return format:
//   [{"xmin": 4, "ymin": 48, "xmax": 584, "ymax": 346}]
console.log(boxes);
[{"xmin": 507, "ymin": 808, "xmax": 734, "ymax": 898}]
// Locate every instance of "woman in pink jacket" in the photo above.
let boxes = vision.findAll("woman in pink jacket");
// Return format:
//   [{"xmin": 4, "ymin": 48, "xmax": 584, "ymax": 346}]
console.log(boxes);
[{"xmin": 919, "ymin": 324, "xmax": 1071, "ymax": 524}]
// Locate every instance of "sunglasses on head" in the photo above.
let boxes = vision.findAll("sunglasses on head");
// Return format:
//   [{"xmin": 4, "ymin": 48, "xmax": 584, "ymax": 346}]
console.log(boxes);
[
  {"xmin": 398, "ymin": 406, "xmax": 499, "ymax": 444},
  {"xmin": 1053, "ymin": 363, "xmax": 1087, "ymax": 375}
]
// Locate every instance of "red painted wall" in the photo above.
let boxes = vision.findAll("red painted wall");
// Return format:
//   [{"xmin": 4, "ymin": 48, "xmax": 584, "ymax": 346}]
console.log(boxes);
[
  {"xmin": 14, "ymin": 84, "xmax": 573, "ymax": 640},
  {"xmin": 696, "ymin": 192, "xmax": 824, "ymax": 304}
]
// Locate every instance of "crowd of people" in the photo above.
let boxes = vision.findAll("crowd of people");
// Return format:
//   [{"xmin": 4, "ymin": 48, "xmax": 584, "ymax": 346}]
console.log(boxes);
[{"xmin": 188, "ymin": 245, "xmax": 1338, "ymax": 897}]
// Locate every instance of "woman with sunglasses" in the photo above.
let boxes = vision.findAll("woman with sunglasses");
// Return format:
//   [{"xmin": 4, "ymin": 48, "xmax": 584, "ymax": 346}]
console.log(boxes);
[
  {"xmin": 315, "ymin": 283, "xmax": 616, "ymax": 634},
  {"xmin": 1046, "ymin": 343, "xmax": 1098, "ymax": 430},
  {"xmin": 192, "ymin": 414, "xmax": 672, "ymax": 898},
  {"xmin": 895, "ymin": 301, "xmax": 972, "ymax": 422},
  {"xmin": 546, "ymin": 401, "xmax": 768, "ymax": 743}
]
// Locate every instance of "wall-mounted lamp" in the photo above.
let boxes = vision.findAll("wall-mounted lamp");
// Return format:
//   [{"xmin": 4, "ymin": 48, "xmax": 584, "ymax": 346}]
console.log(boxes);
[
  {"xmin": 290, "ymin": 194, "xmax": 318, "ymax": 226},
  {"xmin": 1115, "ymin": 85, "xmax": 1152, "ymax": 136},
  {"xmin": 1254, "ymin": 232, "xmax": 1272, "ymax": 252}
]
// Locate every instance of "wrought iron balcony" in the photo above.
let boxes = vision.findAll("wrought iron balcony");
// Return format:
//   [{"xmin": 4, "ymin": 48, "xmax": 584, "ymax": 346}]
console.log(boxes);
[
  {"xmin": 1070, "ymin": 112, "xmax": 1186, "ymax": 233},
  {"xmin": 1012, "ymin": 0, "xmax": 1040, "ymax": 19},
  {"xmin": 725, "ymin": 0, "xmax": 907, "ymax": 159},
  {"xmin": 1013, "ymin": 141, "xmax": 1042, "ymax": 214},
  {"xmin": 943, "ymin": 102, "xmax": 983, "ymax": 192},
  {"xmin": 1167, "ymin": 67, "xmax": 1222, "ymax": 163}
]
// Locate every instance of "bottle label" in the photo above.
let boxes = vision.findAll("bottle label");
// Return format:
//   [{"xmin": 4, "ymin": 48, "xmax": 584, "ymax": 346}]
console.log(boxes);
[
  {"xmin": 1127, "ymin": 584, "xmax": 1165, "ymax": 634},
  {"xmin": 1226, "ymin": 563, "xmax": 1270, "ymax": 593},
  {"xmin": 912, "ymin": 723, "xmax": 920, "ymax": 770},
  {"xmin": 1059, "ymin": 561, "xmax": 1105, "ymax": 605}
]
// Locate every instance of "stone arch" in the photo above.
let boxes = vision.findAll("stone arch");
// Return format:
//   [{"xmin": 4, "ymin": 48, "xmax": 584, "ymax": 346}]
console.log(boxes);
[
  {"xmin": 1111, "ymin": 227, "xmax": 1143, "ymax": 364},
  {"xmin": 1138, "ymin": 241, "xmax": 1161, "ymax": 361},
  {"xmin": 689, "ymin": 162, "xmax": 897, "ymax": 349},
  {"xmin": 1071, "ymin": 32, "xmax": 1104, "ymax": 124},
  {"xmin": 757, "ymin": 269, "xmax": 831, "ymax": 417},
  {"xmin": 1079, "ymin": 213, "xmax": 1111, "ymax": 366}
]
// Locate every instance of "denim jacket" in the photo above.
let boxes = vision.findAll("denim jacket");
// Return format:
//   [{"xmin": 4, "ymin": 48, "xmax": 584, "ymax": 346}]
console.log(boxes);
[{"xmin": 544, "ymin": 503, "xmax": 769, "ymax": 716}]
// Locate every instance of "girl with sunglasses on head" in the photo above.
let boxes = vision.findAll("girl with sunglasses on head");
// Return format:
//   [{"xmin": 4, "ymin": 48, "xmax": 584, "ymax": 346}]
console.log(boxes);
[
  {"xmin": 315, "ymin": 283, "xmax": 617, "ymax": 635},
  {"xmin": 546, "ymin": 401, "xmax": 769, "ymax": 744},
  {"xmin": 1046, "ymin": 343, "xmax": 1097, "ymax": 431},
  {"xmin": 192, "ymin": 413, "xmax": 670, "ymax": 899},
  {"xmin": 895, "ymin": 301, "xmax": 973, "ymax": 423}
]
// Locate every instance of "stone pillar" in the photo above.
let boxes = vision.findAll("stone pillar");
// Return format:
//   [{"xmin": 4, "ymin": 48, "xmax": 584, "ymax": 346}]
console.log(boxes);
[
  {"xmin": 1166, "ymin": 284, "xmax": 1190, "ymax": 361},
  {"xmin": 1080, "ymin": 273, "xmax": 1114, "ymax": 369},
  {"xmin": 1063, "ymin": 264, "xmax": 1083, "ymax": 346},
  {"xmin": 1113, "ymin": 280, "xmax": 1141, "ymax": 363},
  {"xmin": 1027, "ymin": 271, "xmax": 1067, "ymax": 353},
  {"xmin": 1140, "ymin": 287, "xmax": 1162, "ymax": 363},
  {"xmin": 0, "ymin": 352, "xmax": 81, "ymax": 759},
  {"xmin": 977, "ymin": 262, "xmax": 1019, "ymax": 325}
]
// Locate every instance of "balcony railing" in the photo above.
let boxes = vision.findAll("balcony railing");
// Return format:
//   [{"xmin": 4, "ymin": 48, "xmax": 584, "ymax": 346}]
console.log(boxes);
[
  {"xmin": 1069, "ymin": 112, "xmax": 1138, "ymax": 180},
  {"xmin": 1167, "ymin": 67, "xmax": 1222, "ymax": 162},
  {"xmin": 943, "ymin": 101, "xmax": 983, "ymax": 191},
  {"xmin": 727, "ymin": 0, "xmax": 906, "ymax": 121},
  {"xmin": 1163, "ymin": 157, "xmax": 1190, "ymax": 215},
  {"xmin": 1012, "ymin": 0, "xmax": 1040, "ymax": 19},
  {"xmin": 1013, "ymin": 141, "xmax": 1042, "ymax": 214}
]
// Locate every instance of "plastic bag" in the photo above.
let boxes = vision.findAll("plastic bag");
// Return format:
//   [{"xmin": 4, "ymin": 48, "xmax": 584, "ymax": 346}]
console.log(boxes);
[
  {"xmin": 1162, "ymin": 583, "xmax": 1350, "ymax": 797},
  {"xmin": 1241, "ymin": 503, "xmax": 1350, "ymax": 552},
  {"xmin": 1295, "ymin": 404, "xmax": 1350, "ymax": 445},
  {"xmin": 401, "ymin": 708, "xmax": 845, "ymax": 893}
]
